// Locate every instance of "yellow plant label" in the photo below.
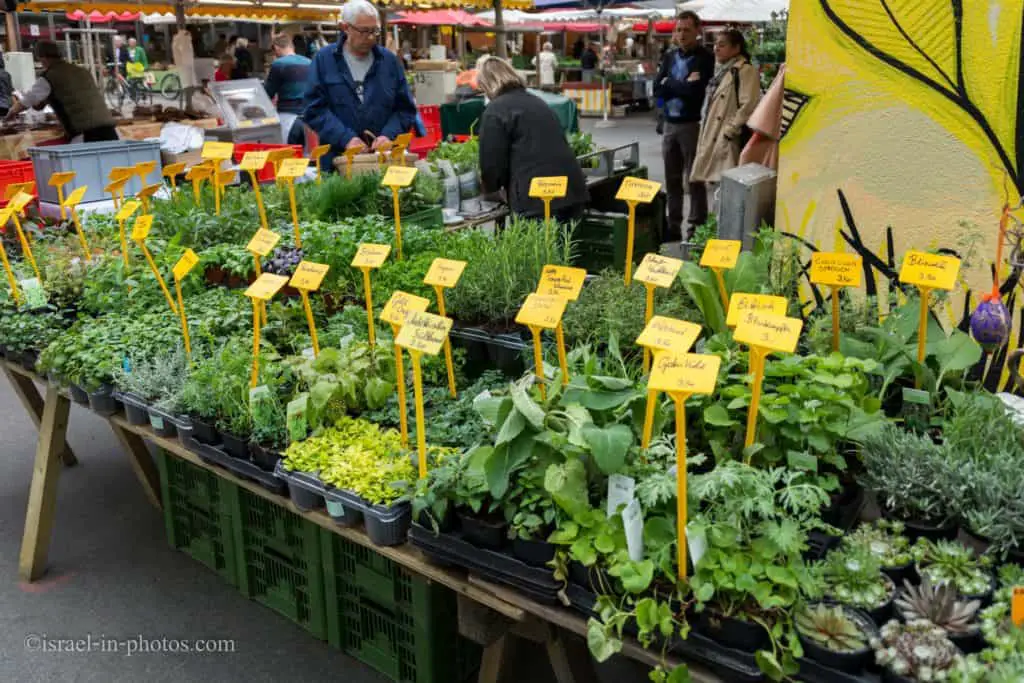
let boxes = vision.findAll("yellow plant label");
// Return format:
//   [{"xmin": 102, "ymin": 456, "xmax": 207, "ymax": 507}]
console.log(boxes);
[
  {"xmin": 537, "ymin": 265, "xmax": 586, "ymax": 300},
  {"xmin": 615, "ymin": 177, "xmax": 661, "ymax": 204},
  {"xmin": 5, "ymin": 181, "xmax": 33, "ymax": 200},
  {"xmin": 633, "ymin": 253, "xmax": 683, "ymax": 288},
  {"xmin": 424, "ymin": 257, "xmax": 467, "ymax": 288},
  {"xmin": 131, "ymin": 215, "xmax": 153, "ymax": 241},
  {"xmin": 636, "ymin": 316, "xmax": 702, "ymax": 355},
  {"xmin": 529, "ymin": 176, "xmax": 568, "ymax": 199},
  {"xmin": 239, "ymin": 151, "xmax": 270, "ymax": 171},
  {"xmin": 734, "ymin": 311, "xmax": 803, "ymax": 353},
  {"xmin": 726, "ymin": 293, "xmax": 788, "ymax": 327},
  {"xmin": 48, "ymin": 171, "xmax": 76, "ymax": 187},
  {"xmin": 290, "ymin": 261, "xmax": 330, "ymax": 291},
  {"xmin": 173, "ymin": 249, "xmax": 200, "ymax": 280},
  {"xmin": 0, "ymin": 206, "xmax": 14, "ymax": 224},
  {"xmin": 267, "ymin": 148, "xmax": 294, "ymax": 164},
  {"xmin": 138, "ymin": 183, "xmax": 162, "ymax": 199},
  {"xmin": 381, "ymin": 291, "xmax": 430, "ymax": 326},
  {"xmin": 9, "ymin": 191, "xmax": 33, "ymax": 212},
  {"xmin": 109, "ymin": 166, "xmax": 135, "ymax": 182},
  {"xmin": 134, "ymin": 160, "xmax": 157, "ymax": 177},
  {"xmin": 351, "ymin": 243, "xmax": 392, "ymax": 269},
  {"xmin": 163, "ymin": 162, "xmax": 186, "ymax": 178},
  {"xmin": 247, "ymin": 228, "xmax": 280, "ymax": 256},
  {"xmin": 105, "ymin": 178, "xmax": 128, "ymax": 195},
  {"xmin": 899, "ymin": 250, "xmax": 961, "ymax": 291},
  {"xmin": 382, "ymin": 165, "xmax": 418, "ymax": 188},
  {"xmin": 1012, "ymin": 587, "xmax": 1024, "ymax": 627},
  {"xmin": 277, "ymin": 158, "xmax": 309, "ymax": 179},
  {"xmin": 395, "ymin": 311, "xmax": 453, "ymax": 355},
  {"xmin": 115, "ymin": 200, "xmax": 141, "ymax": 221},
  {"xmin": 515, "ymin": 293, "xmax": 567, "ymax": 330},
  {"xmin": 811, "ymin": 252, "xmax": 863, "ymax": 288},
  {"xmin": 311, "ymin": 144, "xmax": 331, "ymax": 160},
  {"xmin": 244, "ymin": 273, "xmax": 289, "ymax": 301},
  {"xmin": 216, "ymin": 169, "xmax": 236, "ymax": 186},
  {"xmin": 700, "ymin": 239, "xmax": 742, "ymax": 269},
  {"xmin": 201, "ymin": 141, "xmax": 234, "ymax": 161},
  {"xmin": 394, "ymin": 132, "xmax": 414, "ymax": 148},
  {"xmin": 63, "ymin": 185, "xmax": 87, "ymax": 208},
  {"xmin": 186, "ymin": 165, "xmax": 213, "ymax": 181},
  {"xmin": 649, "ymin": 353, "xmax": 721, "ymax": 395}
]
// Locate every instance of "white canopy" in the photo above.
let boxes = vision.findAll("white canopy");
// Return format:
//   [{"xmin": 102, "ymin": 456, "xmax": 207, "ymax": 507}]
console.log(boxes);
[
  {"xmin": 477, "ymin": 7, "xmax": 675, "ymax": 24},
  {"xmin": 679, "ymin": 0, "xmax": 788, "ymax": 23}
]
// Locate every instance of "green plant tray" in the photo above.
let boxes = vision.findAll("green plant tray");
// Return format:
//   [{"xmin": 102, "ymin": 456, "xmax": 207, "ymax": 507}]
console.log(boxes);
[
  {"xmin": 228, "ymin": 484, "xmax": 326, "ymax": 639},
  {"xmin": 156, "ymin": 449, "xmax": 238, "ymax": 587},
  {"xmin": 320, "ymin": 529, "xmax": 480, "ymax": 683}
]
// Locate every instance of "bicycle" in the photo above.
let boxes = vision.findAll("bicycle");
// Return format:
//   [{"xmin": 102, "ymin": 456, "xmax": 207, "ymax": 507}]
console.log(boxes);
[{"xmin": 103, "ymin": 64, "xmax": 182, "ymax": 110}]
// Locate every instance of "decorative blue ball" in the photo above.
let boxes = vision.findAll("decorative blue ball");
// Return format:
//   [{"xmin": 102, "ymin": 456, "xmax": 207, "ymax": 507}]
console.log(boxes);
[{"xmin": 970, "ymin": 299, "xmax": 1011, "ymax": 350}]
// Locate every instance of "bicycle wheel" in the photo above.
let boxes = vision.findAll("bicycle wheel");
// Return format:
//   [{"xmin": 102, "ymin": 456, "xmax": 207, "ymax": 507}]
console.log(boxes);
[
  {"xmin": 103, "ymin": 76, "xmax": 122, "ymax": 109},
  {"xmin": 160, "ymin": 73, "xmax": 181, "ymax": 100}
]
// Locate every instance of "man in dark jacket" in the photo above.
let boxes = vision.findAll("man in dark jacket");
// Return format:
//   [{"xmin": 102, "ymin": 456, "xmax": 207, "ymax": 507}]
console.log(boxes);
[
  {"xmin": 580, "ymin": 42, "xmax": 599, "ymax": 83},
  {"xmin": 303, "ymin": 0, "xmax": 418, "ymax": 170},
  {"xmin": 654, "ymin": 11, "xmax": 714, "ymax": 240}
]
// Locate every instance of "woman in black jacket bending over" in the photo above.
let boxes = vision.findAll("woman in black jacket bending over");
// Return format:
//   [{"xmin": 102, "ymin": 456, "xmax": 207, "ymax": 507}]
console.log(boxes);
[{"xmin": 476, "ymin": 58, "xmax": 588, "ymax": 222}]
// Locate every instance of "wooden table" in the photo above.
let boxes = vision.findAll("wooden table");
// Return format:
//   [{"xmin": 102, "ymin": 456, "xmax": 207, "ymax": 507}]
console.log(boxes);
[{"xmin": 3, "ymin": 361, "xmax": 723, "ymax": 683}]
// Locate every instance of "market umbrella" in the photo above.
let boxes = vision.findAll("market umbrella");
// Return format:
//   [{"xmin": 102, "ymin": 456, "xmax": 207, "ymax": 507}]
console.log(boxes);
[
  {"xmin": 391, "ymin": 9, "xmax": 492, "ymax": 26},
  {"xmin": 65, "ymin": 10, "xmax": 140, "ymax": 23}
]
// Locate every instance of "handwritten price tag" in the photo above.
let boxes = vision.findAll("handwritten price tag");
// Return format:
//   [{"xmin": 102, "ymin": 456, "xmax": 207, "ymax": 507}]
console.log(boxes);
[
  {"xmin": 201, "ymin": 141, "xmax": 234, "ymax": 161},
  {"xmin": 536, "ymin": 265, "xmax": 586, "ymax": 300},
  {"xmin": 726, "ymin": 293, "xmax": 788, "ymax": 327},
  {"xmin": 616, "ymin": 177, "xmax": 661, "ymax": 204},
  {"xmin": 734, "ymin": 311, "xmax": 803, "ymax": 353},
  {"xmin": 290, "ymin": 261, "xmax": 330, "ymax": 291},
  {"xmin": 381, "ymin": 290, "xmax": 430, "ymax": 326},
  {"xmin": 8, "ymin": 191, "xmax": 33, "ymax": 213},
  {"xmin": 131, "ymin": 215, "xmax": 153, "ymax": 241},
  {"xmin": 396, "ymin": 311, "xmax": 453, "ymax": 355},
  {"xmin": 700, "ymin": 240, "xmax": 742, "ymax": 269},
  {"xmin": 173, "ymin": 249, "xmax": 199, "ymax": 280},
  {"xmin": 424, "ymin": 257, "xmax": 467, "ymax": 288},
  {"xmin": 48, "ymin": 171, "xmax": 76, "ymax": 187},
  {"xmin": 899, "ymin": 250, "xmax": 961, "ymax": 291},
  {"xmin": 633, "ymin": 253, "xmax": 683, "ymax": 288},
  {"xmin": 382, "ymin": 165, "xmax": 418, "ymax": 187},
  {"xmin": 649, "ymin": 353, "xmax": 721, "ymax": 395},
  {"xmin": 239, "ymin": 151, "xmax": 270, "ymax": 171},
  {"xmin": 216, "ymin": 169, "xmax": 237, "ymax": 186},
  {"xmin": 636, "ymin": 316, "xmax": 701, "ymax": 354},
  {"xmin": 115, "ymin": 200, "xmax": 141, "ymax": 221},
  {"xmin": 63, "ymin": 185, "xmax": 87, "ymax": 208},
  {"xmin": 811, "ymin": 252, "xmax": 863, "ymax": 288},
  {"xmin": 247, "ymin": 228, "xmax": 280, "ymax": 256},
  {"xmin": 277, "ymin": 158, "xmax": 309, "ymax": 179},
  {"xmin": 529, "ymin": 176, "xmax": 568, "ymax": 199},
  {"xmin": 351, "ymin": 243, "xmax": 392, "ymax": 269},
  {"xmin": 516, "ymin": 293, "xmax": 567, "ymax": 330},
  {"xmin": 244, "ymin": 273, "xmax": 289, "ymax": 301}
]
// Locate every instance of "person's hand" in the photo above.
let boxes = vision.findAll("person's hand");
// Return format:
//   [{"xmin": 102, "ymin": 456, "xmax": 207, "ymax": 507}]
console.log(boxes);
[
  {"xmin": 687, "ymin": 71, "xmax": 701, "ymax": 82},
  {"xmin": 371, "ymin": 135, "xmax": 391, "ymax": 151},
  {"xmin": 345, "ymin": 137, "xmax": 367, "ymax": 152}
]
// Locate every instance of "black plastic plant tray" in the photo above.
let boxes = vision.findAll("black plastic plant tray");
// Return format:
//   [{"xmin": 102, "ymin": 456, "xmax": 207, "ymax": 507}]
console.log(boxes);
[
  {"xmin": 183, "ymin": 435, "xmax": 287, "ymax": 495},
  {"xmin": 806, "ymin": 487, "xmax": 868, "ymax": 560},
  {"xmin": 795, "ymin": 658, "xmax": 879, "ymax": 683}
]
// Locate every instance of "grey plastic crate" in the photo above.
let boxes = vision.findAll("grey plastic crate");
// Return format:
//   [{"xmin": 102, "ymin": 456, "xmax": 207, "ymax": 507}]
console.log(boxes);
[{"xmin": 29, "ymin": 140, "xmax": 162, "ymax": 205}]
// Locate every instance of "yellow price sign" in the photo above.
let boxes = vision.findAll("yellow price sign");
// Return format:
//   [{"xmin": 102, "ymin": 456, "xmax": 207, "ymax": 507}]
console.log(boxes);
[
  {"xmin": 351, "ymin": 243, "xmax": 392, "ymax": 269},
  {"xmin": 395, "ymin": 311, "xmax": 453, "ymax": 355},
  {"xmin": 109, "ymin": 166, "xmax": 135, "ymax": 183},
  {"xmin": 163, "ymin": 162, "xmax": 186, "ymax": 179},
  {"xmin": 246, "ymin": 228, "xmax": 280, "ymax": 256},
  {"xmin": 899, "ymin": 250, "xmax": 961, "ymax": 291},
  {"xmin": 48, "ymin": 171, "xmax": 75, "ymax": 187},
  {"xmin": 424, "ymin": 258, "xmax": 467, "ymax": 289},
  {"xmin": 138, "ymin": 183, "xmax": 161, "ymax": 199},
  {"xmin": 104, "ymin": 178, "xmax": 128, "ymax": 195},
  {"xmin": 311, "ymin": 144, "xmax": 331, "ymax": 162},
  {"xmin": 515, "ymin": 293, "xmax": 567, "ymax": 330},
  {"xmin": 63, "ymin": 185, "xmax": 87, "ymax": 208},
  {"xmin": 615, "ymin": 177, "xmax": 661, "ymax": 204},
  {"xmin": 633, "ymin": 253, "xmax": 683, "ymax": 289},
  {"xmin": 636, "ymin": 316, "xmax": 701, "ymax": 355},
  {"xmin": 131, "ymin": 215, "xmax": 154, "ymax": 241},
  {"xmin": 290, "ymin": 261, "xmax": 330, "ymax": 291},
  {"xmin": 5, "ymin": 181, "xmax": 33, "ymax": 201},
  {"xmin": 649, "ymin": 353, "xmax": 721, "ymax": 395},
  {"xmin": 244, "ymin": 273, "xmax": 289, "ymax": 301},
  {"xmin": 9, "ymin": 191, "xmax": 33, "ymax": 212},
  {"xmin": 115, "ymin": 200, "xmax": 141, "ymax": 221},
  {"xmin": 537, "ymin": 265, "xmax": 586, "ymax": 300},
  {"xmin": 726, "ymin": 293, "xmax": 788, "ymax": 328},
  {"xmin": 186, "ymin": 165, "xmax": 213, "ymax": 181},
  {"xmin": 734, "ymin": 311, "xmax": 804, "ymax": 354},
  {"xmin": 173, "ymin": 249, "xmax": 200, "ymax": 280},
  {"xmin": 381, "ymin": 165, "xmax": 418, "ymax": 188},
  {"xmin": 201, "ymin": 141, "xmax": 234, "ymax": 161},
  {"xmin": 700, "ymin": 240, "xmax": 742, "ymax": 269},
  {"xmin": 277, "ymin": 158, "xmax": 309, "ymax": 179},
  {"xmin": 381, "ymin": 290, "xmax": 430, "ymax": 326},
  {"xmin": 240, "ymin": 151, "xmax": 270, "ymax": 171},
  {"xmin": 810, "ymin": 252, "xmax": 863, "ymax": 288},
  {"xmin": 217, "ymin": 169, "xmax": 236, "ymax": 186},
  {"xmin": 529, "ymin": 176, "xmax": 568, "ymax": 199},
  {"xmin": 135, "ymin": 160, "xmax": 157, "ymax": 178},
  {"xmin": 1012, "ymin": 587, "xmax": 1024, "ymax": 627}
]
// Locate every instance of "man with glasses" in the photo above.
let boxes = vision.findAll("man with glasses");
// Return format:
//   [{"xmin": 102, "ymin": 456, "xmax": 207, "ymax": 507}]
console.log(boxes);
[{"xmin": 304, "ymin": 0, "xmax": 418, "ymax": 170}]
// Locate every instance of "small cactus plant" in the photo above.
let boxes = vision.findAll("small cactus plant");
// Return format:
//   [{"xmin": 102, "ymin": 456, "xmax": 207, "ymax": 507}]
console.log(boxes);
[{"xmin": 873, "ymin": 619, "xmax": 963, "ymax": 681}]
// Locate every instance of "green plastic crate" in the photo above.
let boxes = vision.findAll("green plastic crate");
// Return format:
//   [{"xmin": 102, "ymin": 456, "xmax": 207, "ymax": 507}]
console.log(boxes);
[
  {"xmin": 228, "ymin": 485, "xmax": 326, "ymax": 639},
  {"xmin": 321, "ymin": 530, "xmax": 480, "ymax": 683},
  {"xmin": 156, "ymin": 449, "xmax": 238, "ymax": 586},
  {"xmin": 572, "ymin": 208, "xmax": 661, "ymax": 273}
]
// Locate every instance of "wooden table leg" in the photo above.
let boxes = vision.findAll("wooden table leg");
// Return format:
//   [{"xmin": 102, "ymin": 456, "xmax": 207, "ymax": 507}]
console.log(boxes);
[
  {"xmin": 545, "ymin": 625, "xmax": 597, "ymax": 683},
  {"xmin": 109, "ymin": 422, "xmax": 162, "ymax": 510},
  {"xmin": 19, "ymin": 385, "xmax": 71, "ymax": 581},
  {"xmin": 477, "ymin": 634, "xmax": 508, "ymax": 683},
  {"xmin": 3, "ymin": 366, "xmax": 77, "ymax": 467}
]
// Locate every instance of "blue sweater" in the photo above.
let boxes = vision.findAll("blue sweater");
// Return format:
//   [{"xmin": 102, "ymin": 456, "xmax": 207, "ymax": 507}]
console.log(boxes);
[{"xmin": 265, "ymin": 53, "xmax": 311, "ymax": 114}]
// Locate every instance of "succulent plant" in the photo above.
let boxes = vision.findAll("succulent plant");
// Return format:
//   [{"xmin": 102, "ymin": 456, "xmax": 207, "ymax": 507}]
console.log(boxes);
[
  {"xmin": 795, "ymin": 603, "xmax": 869, "ymax": 653},
  {"xmin": 873, "ymin": 619, "xmax": 963, "ymax": 681},
  {"xmin": 822, "ymin": 544, "xmax": 894, "ymax": 611},
  {"xmin": 980, "ymin": 601, "xmax": 1024, "ymax": 654},
  {"xmin": 912, "ymin": 539, "xmax": 993, "ymax": 597},
  {"xmin": 895, "ymin": 576, "xmax": 981, "ymax": 635},
  {"xmin": 844, "ymin": 520, "xmax": 913, "ymax": 568}
]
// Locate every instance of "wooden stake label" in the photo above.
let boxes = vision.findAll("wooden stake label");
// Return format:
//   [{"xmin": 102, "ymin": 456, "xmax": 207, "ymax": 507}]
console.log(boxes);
[
  {"xmin": 396, "ymin": 311, "xmax": 452, "ymax": 355},
  {"xmin": 382, "ymin": 166, "xmax": 418, "ymax": 187},
  {"xmin": 726, "ymin": 293, "xmax": 788, "ymax": 327},
  {"xmin": 516, "ymin": 293, "xmax": 567, "ymax": 330},
  {"xmin": 899, "ymin": 251, "xmax": 961, "ymax": 290},
  {"xmin": 277, "ymin": 158, "xmax": 309, "ymax": 179},
  {"xmin": 636, "ymin": 316, "xmax": 701, "ymax": 355},
  {"xmin": 290, "ymin": 261, "xmax": 329, "ymax": 291},
  {"xmin": 246, "ymin": 228, "xmax": 280, "ymax": 256},
  {"xmin": 529, "ymin": 176, "xmax": 568, "ymax": 199},
  {"xmin": 130, "ymin": 215, "xmax": 153, "ymax": 241},
  {"xmin": 173, "ymin": 249, "xmax": 199, "ymax": 280},
  {"xmin": 245, "ymin": 273, "xmax": 289, "ymax": 301},
  {"xmin": 201, "ymin": 141, "xmax": 234, "ymax": 160},
  {"xmin": 615, "ymin": 177, "xmax": 661, "ymax": 203},
  {"xmin": 811, "ymin": 252, "xmax": 863, "ymax": 288},
  {"xmin": 649, "ymin": 353, "xmax": 721, "ymax": 395},
  {"xmin": 351, "ymin": 243, "xmax": 391, "ymax": 269},
  {"xmin": 734, "ymin": 312, "xmax": 803, "ymax": 353},
  {"xmin": 633, "ymin": 253, "xmax": 683, "ymax": 288},
  {"xmin": 381, "ymin": 291, "xmax": 430, "ymax": 326},
  {"xmin": 537, "ymin": 265, "xmax": 586, "ymax": 300},
  {"xmin": 424, "ymin": 258, "xmax": 467, "ymax": 289},
  {"xmin": 115, "ymin": 200, "xmax": 141, "ymax": 221},
  {"xmin": 700, "ymin": 240, "xmax": 742, "ymax": 269}
]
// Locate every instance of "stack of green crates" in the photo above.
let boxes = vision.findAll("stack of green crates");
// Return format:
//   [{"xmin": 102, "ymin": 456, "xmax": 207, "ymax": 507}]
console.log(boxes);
[{"xmin": 572, "ymin": 206, "xmax": 662, "ymax": 274}]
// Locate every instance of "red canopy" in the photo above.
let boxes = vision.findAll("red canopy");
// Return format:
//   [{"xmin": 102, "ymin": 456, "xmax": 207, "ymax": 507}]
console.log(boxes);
[
  {"xmin": 66, "ymin": 10, "xmax": 140, "ymax": 23},
  {"xmin": 632, "ymin": 20, "xmax": 677, "ymax": 33},
  {"xmin": 391, "ymin": 10, "xmax": 491, "ymax": 27}
]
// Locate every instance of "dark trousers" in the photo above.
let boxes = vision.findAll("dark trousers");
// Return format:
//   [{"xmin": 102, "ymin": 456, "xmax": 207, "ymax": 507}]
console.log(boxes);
[
  {"xmin": 82, "ymin": 125, "xmax": 119, "ymax": 142},
  {"xmin": 662, "ymin": 120, "xmax": 707, "ymax": 239}
]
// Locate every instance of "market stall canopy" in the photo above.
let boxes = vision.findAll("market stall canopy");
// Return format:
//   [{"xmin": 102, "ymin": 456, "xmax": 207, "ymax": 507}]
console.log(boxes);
[
  {"xmin": 391, "ymin": 9, "xmax": 491, "ymax": 26},
  {"xmin": 65, "ymin": 9, "xmax": 140, "ymax": 21},
  {"xmin": 630, "ymin": 19, "xmax": 675, "ymax": 33},
  {"xmin": 27, "ymin": 1, "xmax": 338, "ymax": 21},
  {"xmin": 678, "ymin": 0, "xmax": 788, "ymax": 22}
]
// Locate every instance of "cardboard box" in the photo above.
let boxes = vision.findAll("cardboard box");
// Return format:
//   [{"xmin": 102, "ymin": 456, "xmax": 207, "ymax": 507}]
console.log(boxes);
[
  {"xmin": 160, "ymin": 148, "xmax": 204, "ymax": 168},
  {"xmin": 117, "ymin": 121, "xmax": 165, "ymax": 141},
  {"xmin": 333, "ymin": 151, "xmax": 419, "ymax": 176}
]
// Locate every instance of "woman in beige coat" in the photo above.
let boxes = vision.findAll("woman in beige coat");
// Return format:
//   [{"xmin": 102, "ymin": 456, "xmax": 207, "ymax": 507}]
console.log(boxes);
[{"xmin": 690, "ymin": 30, "xmax": 762, "ymax": 194}]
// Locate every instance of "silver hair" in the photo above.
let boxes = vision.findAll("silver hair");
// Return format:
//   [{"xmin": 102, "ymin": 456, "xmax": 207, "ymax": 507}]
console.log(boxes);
[
  {"xmin": 342, "ymin": 0, "xmax": 380, "ymax": 25},
  {"xmin": 543, "ymin": 42, "xmax": 553, "ymax": 51}
]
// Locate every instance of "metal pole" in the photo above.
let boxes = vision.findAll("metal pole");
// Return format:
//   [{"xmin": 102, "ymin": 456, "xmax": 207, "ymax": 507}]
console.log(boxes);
[{"xmin": 4, "ymin": 13, "xmax": 15, "ymax": 54}]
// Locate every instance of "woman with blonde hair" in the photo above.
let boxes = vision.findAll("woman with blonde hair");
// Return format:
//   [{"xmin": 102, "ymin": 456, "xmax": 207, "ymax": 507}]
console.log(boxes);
[{"xmin": 476, "ymin": 58, "xmax": 587, "ymax": 220}]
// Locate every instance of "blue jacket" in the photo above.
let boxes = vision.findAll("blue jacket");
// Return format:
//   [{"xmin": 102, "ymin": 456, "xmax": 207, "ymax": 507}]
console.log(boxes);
[
  {"xmin": 653, "ymin": 45, "xmax": 714, "ymax": 124},
  {"xmin": 303, "ymin": 37, "xmax": 418, "ymax": 169}
]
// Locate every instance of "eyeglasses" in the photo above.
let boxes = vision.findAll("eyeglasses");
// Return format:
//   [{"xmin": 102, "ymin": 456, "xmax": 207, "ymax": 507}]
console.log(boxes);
[{"xmin": 350, "ymin": 26, "xmax": 381, "ymax": 37}]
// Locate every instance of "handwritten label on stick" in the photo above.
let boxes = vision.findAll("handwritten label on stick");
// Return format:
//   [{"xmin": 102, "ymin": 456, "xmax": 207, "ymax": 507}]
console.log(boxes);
[
  {"xmin": 734, "ymin": 311, "xmax": 803, "ymax": 353},
  {"xmin": 201, "ymin": 141, "xmax": 234, "ymax": 160},
  {"xmin": 899, "ymin": 250, "xmax": 961, "ymax": 290},
  {"xmin": 48, "ymin": 171, "xmax": 76, "ymax": 187},
  {"xmin": 351, "ymin": 243, "xmax": 391, "ymax": 269},
  {"xmin": 382, "ymin": 165, "xmax": 418, "ymax": 187},
  {"xmin": 173, "ymin": 249, "xmax": 199, "ymax": 280},
  {"xmin": 515, "ymin": 293, "xmax": 567, "ymax": 330},
  {"xmin": 537, "ymin": 265, "xmax": 586, "ymax": 300},
  {"xmin": 247, "ymin": 228, "xmax": 280, "ymax": 256},
  {"xmin": 239, "ymin": 151, "xmax": 270, "ymax": 171},
  {"xmin": 290, "ymin": 261, "xmax": 330, "ymax": 291},
  {"xmin": 636, "ymin": 316, "xmax": 701, "ymax": 354},
  {"xmin": 633, "ymin": 253, "xmax": 683, "ymax": 288},
  {"xmin": 649, "ymin": 353, "xmax": 722, "ymax": 395},
  {"xmin": 424, "ymin": 257, "xmax": 467, "ymax": 288},
  {"xmin": 700, "ymin": 239, "xmax": 742, "ymax": 269},
  {"xmin": 616, "ymin": 177, "xmax": 661, "ymax": 204},
  {"xmin": 244, "ymin": 273, "xmax": 289, "ymax": 301},
  {"xmin": 396, "ymin": 311, "xmax": 453, "ymax": 355},
  {"xmin": 811, "ymin": 252, "xmax": 863, "ymax": 288},
  {"xmin": 726, "ymin": 293, "xmax": 788, "ymax": 327},
  {"xmin": 130, "ymin": 215, "xmax": 153, "ymax": 241},
  {"xmin": 529, "ymin": 176, "xmax": 568, "ymax": 199},
  {"xmin": 277, "ymin": 158, "xmax": 309, "ymax": 179},
  {"xmin": 380, "ymin": 291, "xmax": 430, "ymax": 326},
  {"xmin": 115, "ymin": 200, "xmax": 141, "ymax": 221}
]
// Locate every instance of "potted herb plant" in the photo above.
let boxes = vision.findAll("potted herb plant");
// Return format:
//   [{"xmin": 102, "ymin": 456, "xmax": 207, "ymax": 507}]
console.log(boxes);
[
  {"xmin": 114, "ymin": 349, "xmax": 189, "ymax": 429},
  {"xmin": 795, "ymin": 602, "xmax": 877, "ymax": 673},
  {"xmin": 506, "ymin": 467, "xmax": 559, "ymax": 567},
  {"xmin": 911, "ymin": 539, "xmax": 994, "ymax": 604},
  {"xmin": 895, "ymin": 576, "xmax": 982, "ymax": 653},
  {"xmin": 821, "ymin": 544, "xmax": 897, "ymax": 623},
  {"xmin": 872, "ymin": 620, "xmax": 964, "ymax": 682},
  {"xmin": 843, "ymin": 520, "xmax": 915, "ymax": 584}
]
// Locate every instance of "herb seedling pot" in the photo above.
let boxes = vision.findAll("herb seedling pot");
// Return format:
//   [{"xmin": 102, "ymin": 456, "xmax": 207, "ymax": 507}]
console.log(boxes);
[
  {"xmin": 116, "ymin": 392, "xmax": 150, "ymax": 425},
  {"xmin": 147, "ymin": 407, "xmax": 178, "ymax": 438},
  {"xmin": 325, "ymin": 497, "xmax": 363, "ymax": 527},
  {"xmin": 361, "ymin": 500, "xmax": 412, "ymax": 547},
  {"xmin": 949, "ymin": 628, "xmax": 984, "ymax": 654},
  {"xmin": 1006, "ymin": 546, "xmax": 1024, "ymax": 568},
  {"xmin": 286, "ymin": 479, "xmax": 322, "ymax": 511},
  {"xmin": 189, "ymin": 417, "xmax": 220, "ymax": 445},
  {"xmin": 879, "ymin": 506, "xmax": 957, "ymax": 542},
  {"xmin": 916, "ymin": 566, "xmax": 995, "ymax": 607},
  {"xmin": 512, "ymin": 537, "xmax": 556, "ymax": 567},
  {"xmin": 87, "ymin": 384, "xmax": 120, "ymax": 416},
  {"xmin": 250, "ymin": 443, "xmax": 282, "ymax": 472},
  {"xmin": 69, "ymin": 384, "xmax": 89, "ymax": 405},
  {"xmin": 797, "ymin": 604, "xmax": 877, "ymax": 673},
  {"xmin": 219, "ymin": 432, "xmax": 250, "ymax": 460},
  {"xmin": 861, "ymin": 574, "xmax": 897, "ymax": 625},
  {"xmin": 695, "ymin": 609, "xmax": 771, "ymax": 653},
  {"xmin": 416, "ymin": 507, "xmax": 455, "ymax": 534},
  {"xmin": 457, "ymin": 511, "xmax": 507, "ymax": 550}
]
